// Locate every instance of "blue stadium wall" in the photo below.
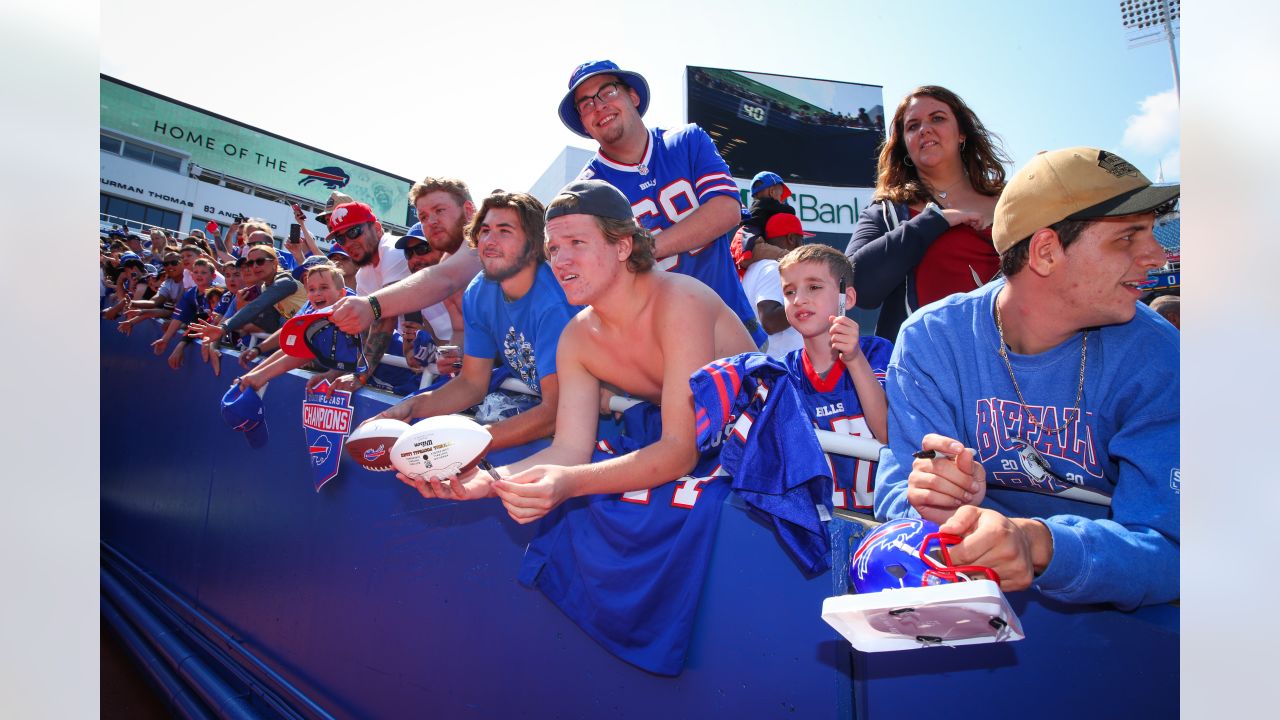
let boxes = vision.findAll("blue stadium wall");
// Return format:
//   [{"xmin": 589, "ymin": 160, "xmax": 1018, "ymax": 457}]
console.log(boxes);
[{"xmin": 101, "ymin": 319, "xmax": 1178, "ymax": 719}]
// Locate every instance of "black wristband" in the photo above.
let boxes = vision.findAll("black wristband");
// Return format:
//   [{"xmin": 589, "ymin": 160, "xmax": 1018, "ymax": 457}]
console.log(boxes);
[{"xmin": 368, "ymin": 295, "xmax": 383, "ymax": 322}]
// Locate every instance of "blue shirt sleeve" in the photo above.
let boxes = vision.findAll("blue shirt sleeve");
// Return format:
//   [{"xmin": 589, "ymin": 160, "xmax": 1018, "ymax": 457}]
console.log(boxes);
[{"xmin": 461, "ymin": 275, "xmax": 497, "ymax": 361}]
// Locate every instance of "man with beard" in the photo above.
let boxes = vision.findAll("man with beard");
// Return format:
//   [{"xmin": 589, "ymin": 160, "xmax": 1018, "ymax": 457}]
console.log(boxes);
[
  {"xmin": 368, "ymin": 191, "xmax": 579, "ymax": 452},
  {"xmin": 394, "ymin": 222, "xmax": 464, "ymax": 375},
  {"xmin": 306, "ymin": 201, "xmax": 410, "ymax": 392}
]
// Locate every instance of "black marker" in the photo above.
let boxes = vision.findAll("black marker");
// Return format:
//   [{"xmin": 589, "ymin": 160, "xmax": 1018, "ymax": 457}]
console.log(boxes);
[{"xmin": 838, "ymin": 279, "xmax": 847, "ymax": 317}]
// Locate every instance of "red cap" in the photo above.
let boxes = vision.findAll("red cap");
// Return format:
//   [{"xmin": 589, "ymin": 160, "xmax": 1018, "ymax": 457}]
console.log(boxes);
[
  {"xmin": 764, "ymin": 213, "xmax": 815, "ymax": 240},
  {"xmin": 325, "ymin": 202, "xmax": 378, "ymax": 239},
  {"xmin": 278, "ymin": 308, "xmax": 334, "ymax": 360}
]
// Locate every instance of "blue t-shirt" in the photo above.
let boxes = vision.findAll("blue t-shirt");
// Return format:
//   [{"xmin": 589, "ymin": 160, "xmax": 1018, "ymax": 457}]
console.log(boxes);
[
  {"xmin": 784, "ymin": 338, "xmax": 893, "ymax": 512},
  {"xmin": 579, "ymin": 124, "xmax": 766, "ymax": 348},
  {"xmin": 174, "ymin": 286, "xmax": 212, "ymax": 325},
  {"xmin": 461, "ymin": 263, "xmax": 581, "ymax": 395}
]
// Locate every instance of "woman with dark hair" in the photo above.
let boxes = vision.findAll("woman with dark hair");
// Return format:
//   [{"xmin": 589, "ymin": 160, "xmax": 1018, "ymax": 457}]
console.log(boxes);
[{"xmin": 845, "ymin": 85, "xmax": 1011, "ymax": 341}]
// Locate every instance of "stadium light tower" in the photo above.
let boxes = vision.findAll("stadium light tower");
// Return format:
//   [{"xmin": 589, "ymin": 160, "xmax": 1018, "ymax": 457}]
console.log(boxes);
[{"xmin": 1119, "ymin": 0, "xmax": 1180, "ymax": 101}]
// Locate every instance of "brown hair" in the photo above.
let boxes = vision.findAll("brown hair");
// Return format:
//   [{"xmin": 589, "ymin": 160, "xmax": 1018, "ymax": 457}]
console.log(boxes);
[
  {"xmin": 465, "ymin": 191, "xmax": 547, "ymax": 262},
  {"xmin": 874, "ymin": 85, "xmax": 1010, "ymax": 205},
  {"xmin": 778, "ymin": 243, "xmax": 854, "ymax": 287},
  {"xmin": 544, "ymin": 194, "xmax": 656, "ymax": 273},
  {"xmin": 998, "ymin": 218, "xmax": 1091, "ymax": 278},
  {"xmin": 303, "ymin": 261, "xmax": 344, "ymax": 285},
  {"xmin": 409, "ymin": 177, "xmax": 473, "ymax": 207},
  {"xmin": 191, "ymin": 257, "xmax": 217, "ymax": 274}
]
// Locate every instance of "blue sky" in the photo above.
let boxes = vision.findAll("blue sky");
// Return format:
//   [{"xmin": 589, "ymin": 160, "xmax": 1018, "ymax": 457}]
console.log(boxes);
[{"xmin": 99, "ymin": 0, "xmax": 1180, "ymax": 200}]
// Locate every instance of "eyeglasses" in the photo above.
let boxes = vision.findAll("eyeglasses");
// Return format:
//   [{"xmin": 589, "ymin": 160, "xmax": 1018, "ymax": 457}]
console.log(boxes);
[
  {"xmin": 403, "ymin": 243, "xmax": 435, "ymax": 259},
  {"xmin": 575, "ymin": 82, "xmax": 626, "ymax": 116},
  {"xmin": 163, "ymin": 260, "xmax": 181, "ymax": 267},
  {"xmin": 339, "ymin": 225, "xmax": 367, "ymax": 242},
  {"xmin": 245, "ymin": 257, "xmax": 273, "ymax": 268}
]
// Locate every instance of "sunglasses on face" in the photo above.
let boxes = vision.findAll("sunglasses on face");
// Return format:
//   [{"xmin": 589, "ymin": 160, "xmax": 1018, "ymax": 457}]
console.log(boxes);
[
  {"xmin": 403, "ymin": 243, "xmax": 434, "ymax": 259},
  {"xmin": 163, "ymin": 259, "xmax": 181, "ymax": 267},
  {"xmin": 246, "ymin": 257, "xmax": 273, "ymax": 268},
  {"xmin": 339, "ymin": 225, "xmax": 367, "ymax": 242}
]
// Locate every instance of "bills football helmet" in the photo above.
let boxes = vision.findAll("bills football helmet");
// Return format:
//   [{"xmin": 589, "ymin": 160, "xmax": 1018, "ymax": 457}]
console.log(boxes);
[{"xmin": 850, "ymin": 518, "xmax": 999, "ymax": 594}]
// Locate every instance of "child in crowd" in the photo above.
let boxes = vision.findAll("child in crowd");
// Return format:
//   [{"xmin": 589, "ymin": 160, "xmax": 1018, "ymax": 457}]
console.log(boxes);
[
  {"xmin": 153, "ymin": 257, "xmax": 217, "ymax": 370},
  {"xmin": 202, "ymin": 286, "xmax": 227, "ymax": 376},
  {"xmin": 778, "ymin": 244, "xmax": 892, "ymax": 513},
  {"xmin": 236, "ymin": 262, "xmax": 349, "ymax": 391}
]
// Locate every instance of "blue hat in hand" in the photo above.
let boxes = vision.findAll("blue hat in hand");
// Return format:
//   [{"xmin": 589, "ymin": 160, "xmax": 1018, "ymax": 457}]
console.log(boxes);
[
  {"xmin": 558, "ymin": 59, "xmax": 650, "ymax": 138},
  {"xmin": 221, "ymin": 383, "xmax": 269, "ymax": 449}
]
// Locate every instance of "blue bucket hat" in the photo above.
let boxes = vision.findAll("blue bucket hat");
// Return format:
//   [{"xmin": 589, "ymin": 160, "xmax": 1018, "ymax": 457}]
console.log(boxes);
[
  {"xmin": 220, "ymin": 383, "xmax": 269, "ymax": 449},
  {"xmin": 393, "ymin": 222, "xmax": 428, "ymax": 250},
  {"xmin": 557, "ymin": 59, "xmax": 650, "ymax": 139}
]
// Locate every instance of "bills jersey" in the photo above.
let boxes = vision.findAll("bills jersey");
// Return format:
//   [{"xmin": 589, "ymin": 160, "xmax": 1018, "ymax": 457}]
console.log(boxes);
[
  {"xmin": 579, "ymin": 124, "xmax": 767, "ymax": 348},
  {"xmin": 690, "ymin": 352, "xmax": 835, "ymax": 574},
  {"xmin": 784, "ymin": 339, "xmax": 893, "ymax": 512},
  {"xmin": 518, "ymin": 401, "xmax": 730, "ymax": 676}
]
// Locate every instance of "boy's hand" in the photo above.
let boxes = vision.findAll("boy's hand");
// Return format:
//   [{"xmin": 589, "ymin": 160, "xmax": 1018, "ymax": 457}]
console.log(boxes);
[{"xmin": 828, "ymin": 314, "xmax": 861, "ymax": 360}]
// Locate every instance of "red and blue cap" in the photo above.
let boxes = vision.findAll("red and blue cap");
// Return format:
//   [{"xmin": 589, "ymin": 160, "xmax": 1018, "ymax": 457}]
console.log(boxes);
[
  {"xmin": 279, "ymin": 309, "xmax": 367, "ymax": 373},
  {"xmin": 220, "ymin": 383, "xmax": 268, "ymax": 449},
  {"xmin": 558, "ymin": 59, "xmax": 650, "ymax": 139}
]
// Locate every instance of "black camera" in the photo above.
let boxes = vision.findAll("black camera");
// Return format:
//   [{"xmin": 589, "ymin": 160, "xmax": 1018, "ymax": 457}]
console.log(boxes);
[{"xmin": 232, "ymin": 213, "xmax": 249, "ymax": 224}]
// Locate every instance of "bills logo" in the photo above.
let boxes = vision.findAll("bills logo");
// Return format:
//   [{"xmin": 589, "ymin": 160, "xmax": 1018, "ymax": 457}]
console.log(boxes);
[
  {"xmin": 363, "ymin": 444, "xmax": 387, "ymax": 463},
  {"xmin": 309, "ymin": 435, "xmax": 332, "ymax": 466},
  {"xmin": 298, "ymin": 166, "xmax": 350, "ymax": 189}
]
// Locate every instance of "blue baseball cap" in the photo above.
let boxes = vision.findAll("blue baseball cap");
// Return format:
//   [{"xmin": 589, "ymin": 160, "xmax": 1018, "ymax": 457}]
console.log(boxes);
[
  {"xmin": 220, "ymin": 383, "xmax": 269, "ymax": 449},
  {"xmin": 751, "ymin": 171, "xmax": 792, "ymax": 201},
  {"xmin": 118, "ymin": 251, "xmax": 141, "ymax": 263},
  {"xmin": 291, "ymin": 254, "xmax": 331, "ymax": 282},
  {"xmin": 558, "ymin": 59, "xmax": 650, "ymax": 139},
  {"xmin": 393, "ymin": 222, "xmax": 428, "ymax": 250},
  {"xmin": 326, "ymin": 243, "xmax": 351, "ymax": 260}
]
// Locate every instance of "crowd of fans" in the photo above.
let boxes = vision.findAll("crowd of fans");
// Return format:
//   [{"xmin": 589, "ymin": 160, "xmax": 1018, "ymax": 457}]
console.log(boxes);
[{"xmin": 102, "ymin": 59, "xmax": 1181, "ymax": 672}]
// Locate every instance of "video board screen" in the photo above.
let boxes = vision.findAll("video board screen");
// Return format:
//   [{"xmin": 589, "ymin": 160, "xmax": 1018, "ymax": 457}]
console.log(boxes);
[{"xmin": 686, "ymin": 66, "xmax": 885, "ymax": 187}]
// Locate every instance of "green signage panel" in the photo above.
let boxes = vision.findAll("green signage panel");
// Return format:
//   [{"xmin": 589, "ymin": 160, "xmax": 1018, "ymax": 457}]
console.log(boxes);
[{"xmin": 100, "ymin": 76, "xmax": 411, "ymax": 222}]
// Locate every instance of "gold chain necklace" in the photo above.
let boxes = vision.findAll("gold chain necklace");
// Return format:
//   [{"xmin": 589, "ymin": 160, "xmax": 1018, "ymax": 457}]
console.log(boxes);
[{"xmin": 994, "ymin": 293, "xmax": 1087, "ymax": 438}]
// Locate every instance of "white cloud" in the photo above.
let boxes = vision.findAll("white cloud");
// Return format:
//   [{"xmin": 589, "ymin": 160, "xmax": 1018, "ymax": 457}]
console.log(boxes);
[
  {"xmin": 1158, "ymin": 147, "xmax": 1180, "ymax": 182},
  {"xmin": 1122, "ymin": 89, "xmax": 1179, "ymax": 156}
]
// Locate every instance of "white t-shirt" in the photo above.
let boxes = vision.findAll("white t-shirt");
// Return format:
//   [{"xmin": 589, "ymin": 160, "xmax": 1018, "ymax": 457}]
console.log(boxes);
[
  {"xmin": 355, "ymin": 232, "xmax": 412, "ymax": 296},
  {"xmin": 182, "ymin": 268, "xmax": 226, "ymax": 289},
  {"xmin": 740, "ymin": 259, "xmax": 803, "ymax": 359}
]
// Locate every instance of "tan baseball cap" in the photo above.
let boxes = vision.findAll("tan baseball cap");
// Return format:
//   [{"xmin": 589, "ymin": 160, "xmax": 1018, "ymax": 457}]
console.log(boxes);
[
  {"xmin": 993, "ymin": 147, "xmax": 1180, "ymax": 254},
  {"xmin": 314, "ymin": 190, "xmax": 357, "ymax": 226}
]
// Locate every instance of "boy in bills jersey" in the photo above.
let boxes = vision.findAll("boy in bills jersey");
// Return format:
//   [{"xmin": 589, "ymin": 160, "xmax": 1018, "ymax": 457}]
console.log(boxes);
[
  {"xmin": 779, "ymin": 244, "xmax": 891, "ymax": 512},
  {"xmin": 558, "ymin": 59, "xmax": 767, "ymax": 349}
]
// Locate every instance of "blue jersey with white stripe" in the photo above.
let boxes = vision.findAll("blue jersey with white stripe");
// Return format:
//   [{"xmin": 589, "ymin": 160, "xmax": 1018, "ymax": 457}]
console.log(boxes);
[
  {"xmin": 579, "ymin": 124, "xmax": 766, "ymax": 347},
  {"xmin": 783, "ymin": 339, "xmax": 893, "ymax": 512}
]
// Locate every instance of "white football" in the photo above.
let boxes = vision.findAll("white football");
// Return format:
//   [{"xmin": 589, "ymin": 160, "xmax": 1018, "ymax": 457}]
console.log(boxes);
[
  {"xmin": 390, "ymin": 415, "xmax": 494, "ymax": 481},
  {"xmin": 346, "ymin": 418, "xmax": 411, "ymax": 471}
]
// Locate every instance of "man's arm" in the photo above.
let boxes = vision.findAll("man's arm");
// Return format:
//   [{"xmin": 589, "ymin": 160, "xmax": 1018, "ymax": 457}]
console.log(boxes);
[
  {"xmin": 329, "ymin": 246, "xmax": 481, "ymax": 335},
  {"xmin": 372, "ymin": 355, "xmax": 493, "ymax": 425},
  {"xmin": 651, "ymin": 195, "xmax": 740, "ymax": 259},
  {"xmin": 485, "ymin": 373, "xmax": 559, "ymax": 450}
]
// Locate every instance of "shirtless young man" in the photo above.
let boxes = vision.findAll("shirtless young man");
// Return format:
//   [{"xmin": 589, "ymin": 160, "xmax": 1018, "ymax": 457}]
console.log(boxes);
[{"xmin": 407, "ymin": 179, "xmax": 755, "ymax": 522}]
